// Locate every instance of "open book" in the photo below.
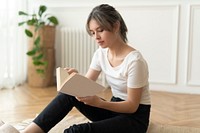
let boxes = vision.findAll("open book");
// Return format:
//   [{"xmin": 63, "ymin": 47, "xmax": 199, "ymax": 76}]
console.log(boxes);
[{"xmin": 56, "ymin": 67, "xmax": 106, "ymax": 97}]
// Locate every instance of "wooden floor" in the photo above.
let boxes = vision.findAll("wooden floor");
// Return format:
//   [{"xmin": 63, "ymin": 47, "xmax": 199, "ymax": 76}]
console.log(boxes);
[{"xmin": 0, "ymin": 84, "xmax": 200, "ymax": 128}]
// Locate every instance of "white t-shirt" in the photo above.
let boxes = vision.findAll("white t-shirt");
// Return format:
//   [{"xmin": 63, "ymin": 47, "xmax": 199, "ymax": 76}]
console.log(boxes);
[{"xmin": 90, "ymin": 48, "xmax": 151, "ymax": 105}]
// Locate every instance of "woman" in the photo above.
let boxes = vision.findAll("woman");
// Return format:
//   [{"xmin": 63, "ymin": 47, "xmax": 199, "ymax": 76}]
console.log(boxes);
[{"xmin": 23, "ymin": 4, "xmax": 151, "ymax": 133}]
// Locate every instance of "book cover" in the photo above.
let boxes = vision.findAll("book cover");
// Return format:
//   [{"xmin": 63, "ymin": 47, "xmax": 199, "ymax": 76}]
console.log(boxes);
[{"xmin": 56, "ymin": 67, "xmax": 106, "ymax": 97}]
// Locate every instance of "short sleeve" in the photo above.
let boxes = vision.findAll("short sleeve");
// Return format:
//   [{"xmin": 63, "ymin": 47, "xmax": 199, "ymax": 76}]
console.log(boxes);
[
  {"xmin": 89, "ymin": 48, "xmax": 102, "ymax": 71},
  {"xmin": 127, "ymin": 59, "xmax": 148, "ymax": 88}
]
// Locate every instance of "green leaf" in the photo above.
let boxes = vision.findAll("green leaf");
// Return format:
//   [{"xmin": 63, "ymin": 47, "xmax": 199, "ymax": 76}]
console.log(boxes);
[
  {"xmin": 25, "ymin": 29, "xmax": 33, "ymax": 37},
  {"xmin": 43, "ymin": 61, "xmax": 48, "ymax": 66},
  {"xmin": 36, "ymin": 69, "xmax": 45, "ymax": 74},
  {"xmin": 33, "ymin": 60, "xmax": 47, "ymax": 66},
  {"xmin": 48, "ymin": 16, "xmax": 59, "ymax": 25},
  {"xmin": 38, "ymin": 5, "xmax": 47, "ymax": 17},
  {"xmin": 18, "ymin": 21, "xmax": 26, "ymax": 26},
  {"xmin": 33, "ymin": 60, "xmax": 44, "ymax": 66},
  {"xmin": 27, "ymin": 19, "xmax": 37, "ymax": 25},
  {"xmin": 18, "ymin": 11, "xmax": 28, "ymax": 16},
  {"xmin": 33, "ymin": 53, "xmax": 43, "ymax": 60},
  {"xmin": 26, "ymin": 49, "xmax": 36, "ymax": 56},
  {"xmin": 34, "ymin": 36, "xmax": 40, "ymax": 46},
  {"xmin": 39, "ymin": 22, "xmax": 45, "ymax": 25}
]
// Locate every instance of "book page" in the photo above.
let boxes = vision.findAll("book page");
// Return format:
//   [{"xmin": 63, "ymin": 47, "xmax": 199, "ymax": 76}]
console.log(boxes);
[
  {"xmin": 56, "ymin": 67, "xmax": 106, "ymax": 97},
  {"xmin": 56, "ymin": 67, "xmax": 69, "ymax": 90}
]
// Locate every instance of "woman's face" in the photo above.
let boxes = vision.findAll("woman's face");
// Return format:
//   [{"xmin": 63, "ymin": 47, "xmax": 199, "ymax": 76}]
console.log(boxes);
[{"xmin": 89, "ymin": 19, "xmax": 118, "ymax": 48}]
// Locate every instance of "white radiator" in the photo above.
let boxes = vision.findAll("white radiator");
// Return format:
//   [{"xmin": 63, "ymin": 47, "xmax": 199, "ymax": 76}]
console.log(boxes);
[{"xmin": 60, "ymin": 27, "xmax": 106, "ymax": 86}]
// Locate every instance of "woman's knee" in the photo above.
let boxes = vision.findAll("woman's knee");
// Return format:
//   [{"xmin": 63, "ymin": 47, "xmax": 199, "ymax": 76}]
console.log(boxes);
[{"xmin": 56, "ymin": 93, "xmax": 77, "ymax": 104}]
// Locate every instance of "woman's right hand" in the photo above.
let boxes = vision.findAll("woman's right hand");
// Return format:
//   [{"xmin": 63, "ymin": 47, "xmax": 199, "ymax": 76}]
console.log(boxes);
[{"xmin": 64, "ymin": 67, "xmax": 78, "ymax": 75}]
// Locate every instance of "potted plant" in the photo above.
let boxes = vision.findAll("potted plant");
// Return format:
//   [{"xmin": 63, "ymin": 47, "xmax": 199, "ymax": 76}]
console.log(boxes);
[{"xmin": 18, "ymin": 5, "xmax": 59, "ymax": 87}]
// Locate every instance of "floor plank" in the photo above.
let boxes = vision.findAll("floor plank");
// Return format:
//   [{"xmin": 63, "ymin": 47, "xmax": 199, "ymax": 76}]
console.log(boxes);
[
  {"xmin": 150, "ymin": 91, "xmax": 200, "ymax": 128},
  {"xmin": 0, "ymin": 84, "xmax": 200, "ymax": 128}
]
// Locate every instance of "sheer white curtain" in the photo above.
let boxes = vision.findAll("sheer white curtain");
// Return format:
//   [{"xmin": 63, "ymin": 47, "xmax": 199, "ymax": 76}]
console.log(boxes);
[{"xmin": 0, "ymin": 0, "xmax": 27, "ymax": 89}]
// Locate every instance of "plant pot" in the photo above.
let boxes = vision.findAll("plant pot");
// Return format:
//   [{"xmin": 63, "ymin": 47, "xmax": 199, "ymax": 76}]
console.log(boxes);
[{"xmin": 27, "ymin": 26, "xmax": 56, "ymax": 87}]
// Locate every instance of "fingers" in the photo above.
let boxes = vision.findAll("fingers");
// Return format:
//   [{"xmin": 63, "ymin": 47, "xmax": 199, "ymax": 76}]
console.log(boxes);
[
  {"xmin": 75, "ymin": 96, "xmax": 81, "ymax": 101},
  {"xmin": 76, "ymin": 96, "xmax": 88, "ymax": 105},
  {"xmin": 75, "ymin": 96, "xmax": 102, "ymax": 107},
  {"xmin": 76, "ymin": 96, "xmax": 88, "ymax": 101},
  {"xmin": 64, "ymin": 67, "xmax": 78, "ymax": 74}
]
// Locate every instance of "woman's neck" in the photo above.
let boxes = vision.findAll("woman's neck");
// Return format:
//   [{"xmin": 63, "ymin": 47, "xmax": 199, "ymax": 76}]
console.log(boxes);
[{"xmin": 108, "ymin": 41, "xmax": 127, "ymax": 57}]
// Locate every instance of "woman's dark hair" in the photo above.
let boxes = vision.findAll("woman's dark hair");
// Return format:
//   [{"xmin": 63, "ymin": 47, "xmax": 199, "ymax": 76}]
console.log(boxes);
[{"xmin": 86, "ymin": 4, "xmax": 128, "ymax": 43}]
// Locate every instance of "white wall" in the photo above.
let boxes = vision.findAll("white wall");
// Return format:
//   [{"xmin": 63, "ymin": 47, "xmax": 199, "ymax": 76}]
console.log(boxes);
[{"xmin": 28, "ymin": 0, "xmax": 200, "ymax": 94}]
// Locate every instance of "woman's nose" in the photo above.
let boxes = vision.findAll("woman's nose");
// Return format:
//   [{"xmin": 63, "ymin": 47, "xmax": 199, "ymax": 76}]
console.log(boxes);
[{"xmin": 95, "ymin": 33, "xmax": 100, "ymax": 40}]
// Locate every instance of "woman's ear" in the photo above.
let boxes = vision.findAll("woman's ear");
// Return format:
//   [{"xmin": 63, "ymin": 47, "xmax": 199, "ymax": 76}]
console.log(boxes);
[{"xmin": 113, "ymin": 21, "xmax": 120, "ymax": 33}]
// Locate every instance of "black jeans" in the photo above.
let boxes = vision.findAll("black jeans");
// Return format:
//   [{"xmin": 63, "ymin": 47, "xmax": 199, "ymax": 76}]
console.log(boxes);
[{"xmin": 33, "ymin": 93, "xmax": 151, "ymax": 133}]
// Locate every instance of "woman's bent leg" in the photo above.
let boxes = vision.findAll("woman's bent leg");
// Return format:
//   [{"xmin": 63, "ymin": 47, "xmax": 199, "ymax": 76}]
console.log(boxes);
[
  {"xmin": 64, "ymin": 104, "xmax": 151, "ymax": 133},
  {"xmin": 64, "ymin": 114, "xmax": 146, "ymax": 133},
  {"xmin": 22, "ymin": 122, "xmax": 44, "ymax": 133},
  {"xmin": 31, "ymin": 93, "xmax": 82, "ymax": 132}
]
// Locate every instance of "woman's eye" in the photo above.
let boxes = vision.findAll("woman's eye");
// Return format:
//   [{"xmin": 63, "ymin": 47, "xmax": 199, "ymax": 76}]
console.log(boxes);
[
  {"xmin": 89, "ymin": 28, "xmax": 104, "ymax": 36},
  {"xmin": 97, "ymin": 29, "xmax": 104, "ymax": 32},
  {"xmin": 90, "ymin": 31, "xmax": 95, "ymax": 35}
]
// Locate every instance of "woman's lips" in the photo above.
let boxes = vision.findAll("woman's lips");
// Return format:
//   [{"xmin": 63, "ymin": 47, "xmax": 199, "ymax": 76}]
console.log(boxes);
[{"xmin": 97, "ymin": 41, "xmax": 104, "ymax": 45}]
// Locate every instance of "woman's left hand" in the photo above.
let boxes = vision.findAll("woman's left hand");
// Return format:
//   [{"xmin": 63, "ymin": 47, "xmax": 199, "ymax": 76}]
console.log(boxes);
[{"xmin": 76, "ymin": 95, "xmax": 103, "ymax": 107}]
